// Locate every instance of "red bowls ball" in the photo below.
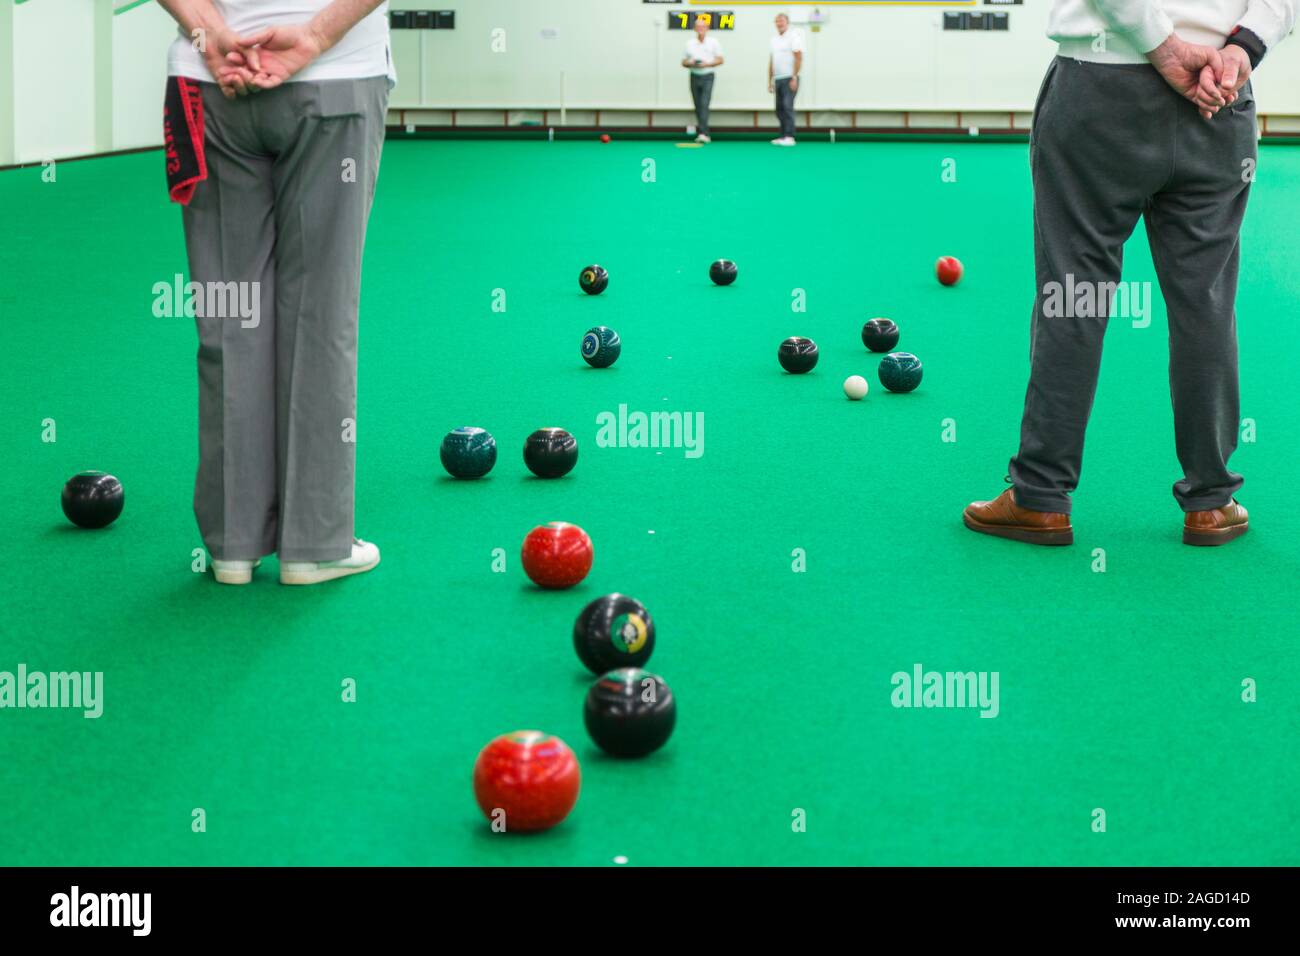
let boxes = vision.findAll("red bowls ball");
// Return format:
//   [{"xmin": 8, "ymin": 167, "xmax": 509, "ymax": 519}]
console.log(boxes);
[
  {"xmin": 473, "ymin": 730, "xmax": 581, "ymax": 832},
  {"xmin": 521, "ymin": 522, "xmax": 593, "ymax": 589},
  {"xmin": 936, "ymin": 255, "xmax": 964, "ymax": 286}
]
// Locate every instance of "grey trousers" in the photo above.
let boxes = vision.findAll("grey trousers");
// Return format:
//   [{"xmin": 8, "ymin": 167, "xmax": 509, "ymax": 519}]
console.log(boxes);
[
  {"xmin": 774, "ymin": 77, "xmax": 796, "ymax": 138},
  {"xmin": 690, "ymin": 73, "xmax": 714, "ymax": 135},
  {"xmin": 1010, "ymin": 57, "xmax": 1256, "ymax": 514},
  {"xmin": 182, "ymin": 77, "xmax": 389, "ymax": 561}
]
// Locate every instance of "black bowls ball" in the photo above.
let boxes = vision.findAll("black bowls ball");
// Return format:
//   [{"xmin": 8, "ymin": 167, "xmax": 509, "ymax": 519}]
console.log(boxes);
[
  {"xmin": 777, "ymin": 336, "xmax": 819, "ymax": 374},
  {"xmin": 862, "ymin": 318, "xmax": 900, "ymax": 353},
  {"xmin": 574, "ymin": 593, "xmax": 655, "ymax": 674},
  {"xmin": 584, "ymin": 668, "xmax": 676, "ymax": 757},
  {"xmin": 579, "ymin": 264, "xmax": 609, "ymax": 295},
  {"xmin": 61, "ymin": 471, "xmax": 124, "ymax": 529},
  {"xmin": 439, "ymin": 426, "xmax": 497, "ymax": 479},
  {"xmin": 709, "ymin": 259, "xmax": 738, "ymax": 285},
  {"xmin": 523, "ymin": 427, "xmax": 578, "ymax": 478},
  {"xmin": 581, "ymin": 326, "xmax": 621, "ymax": 368},
  {"xmin": 878, "ymin": 351, "xmax": 924, "ymax": 393}
]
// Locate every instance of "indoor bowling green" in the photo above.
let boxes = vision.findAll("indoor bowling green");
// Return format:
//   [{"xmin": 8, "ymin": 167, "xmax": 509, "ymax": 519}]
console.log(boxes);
[{"xmin": 3, "ymin": 0, "xmax": 1300, "ymax": 870}]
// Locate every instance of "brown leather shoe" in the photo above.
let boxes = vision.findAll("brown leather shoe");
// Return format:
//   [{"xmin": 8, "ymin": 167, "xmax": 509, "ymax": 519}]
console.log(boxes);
[
  {"xmin": 1183, "ymin": 500, "xmax": 1248, "ymax": 546},
  {"xmin": 963, "ymin": 489, "xmax": 1073, "ymax": 545}
]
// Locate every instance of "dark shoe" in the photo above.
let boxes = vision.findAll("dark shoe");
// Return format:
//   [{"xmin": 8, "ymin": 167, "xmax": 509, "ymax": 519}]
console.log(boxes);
[
  {"xmin": 1183, "ymin": 500, "xmax": 1248, "ymax": 546},
  {"xmin": 963, "ymin": 489, "xmax": 1073, "ymax": 545}
]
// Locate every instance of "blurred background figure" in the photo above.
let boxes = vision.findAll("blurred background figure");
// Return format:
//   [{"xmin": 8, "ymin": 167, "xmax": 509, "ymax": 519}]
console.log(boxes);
[
  {"xmin": 682, "ymin": 16, "xmax": 724, "ymax": 143},
  {"xmin": 767, "ymin": 12, "xmax": 804, "ymax": 146}
]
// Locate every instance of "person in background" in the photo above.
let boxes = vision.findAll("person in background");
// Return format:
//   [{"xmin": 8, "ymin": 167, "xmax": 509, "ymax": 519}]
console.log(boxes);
[
  {"xmin": 963, "ymin": 0, "xmax": 1297, "ymax": 548},
  {"xmin": 158, "ymin": 0, "xmax": 394, "ymax": 585},
  {"xmin": 682, "ymin": 16, "xmax": 724, "ymax": 144},
  {"xmin": 767, "ymin": 12, "xmax": 804, "ymax": 146}
]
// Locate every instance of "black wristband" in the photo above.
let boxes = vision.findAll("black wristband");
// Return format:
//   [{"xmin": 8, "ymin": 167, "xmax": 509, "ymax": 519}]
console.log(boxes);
[{"xmin": 1226, "ymin": 26, "xmax": 1266, "ymax": 69}]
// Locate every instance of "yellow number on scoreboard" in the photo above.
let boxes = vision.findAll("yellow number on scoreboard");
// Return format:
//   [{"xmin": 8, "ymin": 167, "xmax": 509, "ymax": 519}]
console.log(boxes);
[
  {"xmin": 697, "ymin": 13, "xmax": 712, "ymax": 25},
  {"xmin": 675, "ymin": 12, "xmax": 689, "ymax": 28},
  {"xmin": 719, "ymin": 13, "xmax": 735, "ymax": 29}
]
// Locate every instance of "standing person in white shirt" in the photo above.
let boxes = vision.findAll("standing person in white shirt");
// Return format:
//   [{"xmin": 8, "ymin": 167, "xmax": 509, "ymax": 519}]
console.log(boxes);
[
  {"xmin": 682, "ymin": 17, "xmax": 724, "ymax": 144},
  {"xmin": 767, "ymin": 12, "xmax": 803, "ymax": 146}
]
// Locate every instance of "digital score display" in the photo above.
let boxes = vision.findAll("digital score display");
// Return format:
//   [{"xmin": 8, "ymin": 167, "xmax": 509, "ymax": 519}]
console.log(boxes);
[{"xmin": 669, "ymin": 11, "xmax": 736, "ymax": 30}]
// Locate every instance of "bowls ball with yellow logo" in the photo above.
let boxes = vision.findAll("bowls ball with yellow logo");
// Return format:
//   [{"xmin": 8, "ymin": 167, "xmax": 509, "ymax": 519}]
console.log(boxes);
[{"xmin": 573, "ymin": 593, "xmax": 655, "ymax": 674}]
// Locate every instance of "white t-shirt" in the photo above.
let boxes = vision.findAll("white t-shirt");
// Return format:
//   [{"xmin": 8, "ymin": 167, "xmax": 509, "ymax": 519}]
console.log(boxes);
[
  {"xmin": 168, "ymin": 1, "xmax": 395, "ymax": 86},
  {"xmin": 685, "ymin": 35, "xmax": 723, "ymax": 75},
  {"xmin": 770, "ymin": 28, "xmax": 804, "ymax": 80}
]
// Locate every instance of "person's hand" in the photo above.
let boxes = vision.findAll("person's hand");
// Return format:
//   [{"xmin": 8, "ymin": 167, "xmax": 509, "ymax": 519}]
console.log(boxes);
[
  {"xmin": 1147, "ymin": 34, "xmax": 1226, "ymax": 119},
  {"xmin": 201, "ymin": 26, "xmax": 260, "ymax": 99},
  {"xmin": 1214, "ymin": 44, "xmax": 1252, "ymax": 104},
  {"xmin": 219, "ymin": 24, "xmax": 325, "ymax": 92},
  {"xmin": 767, "ymin": 80, "xmax": 774, "ymax": 93},
  {"xmin": 789, "ymin": 75, "xmax": 798, "ymax": 92}
]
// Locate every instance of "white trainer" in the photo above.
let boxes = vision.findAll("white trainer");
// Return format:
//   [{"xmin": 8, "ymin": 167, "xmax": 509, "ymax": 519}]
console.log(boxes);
[
  {"xmin": 695, "ymin": 134, "xmax": 711, "ymax": 144},
  {"xmin": 772, "ymin": 137, "xmax": 796, "ymax": 147},
  {"xmin": 280, "ymin": 538, "xmax": 381, "ymax": 586},
  {"xmin": 212, "ymin": 558, "xmax": 261, "ymax": 586}
]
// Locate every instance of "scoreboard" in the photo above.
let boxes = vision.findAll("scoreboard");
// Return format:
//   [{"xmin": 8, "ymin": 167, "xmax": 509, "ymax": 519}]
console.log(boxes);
[{"xmin": 668, "ymin": 11, "xmax": 736, "ymax": 31}]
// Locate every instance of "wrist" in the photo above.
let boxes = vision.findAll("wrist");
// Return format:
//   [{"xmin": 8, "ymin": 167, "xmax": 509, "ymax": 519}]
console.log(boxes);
[
  {"xmin": 1225, "ymin": 26, "xmax": 1265, "ymax": 69},
  {"xmin": 1146, "ymin": 33, "xmax": 1183, "ymax": 64},
  {"xmin": 305, "ymin": 18, "xmax": 332, "ymax": 55},
  {"xmin": 192, "ymin": 18, "xmax": 231, "ymax": 53}
]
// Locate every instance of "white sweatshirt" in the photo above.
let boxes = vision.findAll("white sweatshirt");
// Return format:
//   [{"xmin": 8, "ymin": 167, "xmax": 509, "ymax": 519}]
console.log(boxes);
[{"xmin": 1048, "ymin": 0, "xmax": 1296, "ymax": 63}]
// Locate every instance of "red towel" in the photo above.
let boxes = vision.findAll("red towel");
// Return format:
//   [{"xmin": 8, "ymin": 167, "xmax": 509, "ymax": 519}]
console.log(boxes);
[{"xmin": 165, "ymin": 77, "xmax": 206, "ymax": 205}]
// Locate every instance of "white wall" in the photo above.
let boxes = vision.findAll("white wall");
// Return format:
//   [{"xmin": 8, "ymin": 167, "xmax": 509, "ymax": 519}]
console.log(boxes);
[
  {"xmin": 114, "ymin": 2, "xmax": 181, "ymax": 152},
  {"xmin": 397, "ymin": 0, "xmax": 1056, "ymax": 111},
  {"xmin": 0, "ymin": 2, "xmax": 14, "ymax": 165},
  {"xmin": 3, "ymin": 0, "xmax": 174, "ymax": 163},
  {"xmin": 3, "ymin": 0, "xmax": 1298, "ymax": 163},
  {"xmin": 396, "ymin": 0, "xmax": 1300, "ymax": 114},
  {"xmin": 13, "ymin": 0, "xmax": 97, "ymax": 163}
]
